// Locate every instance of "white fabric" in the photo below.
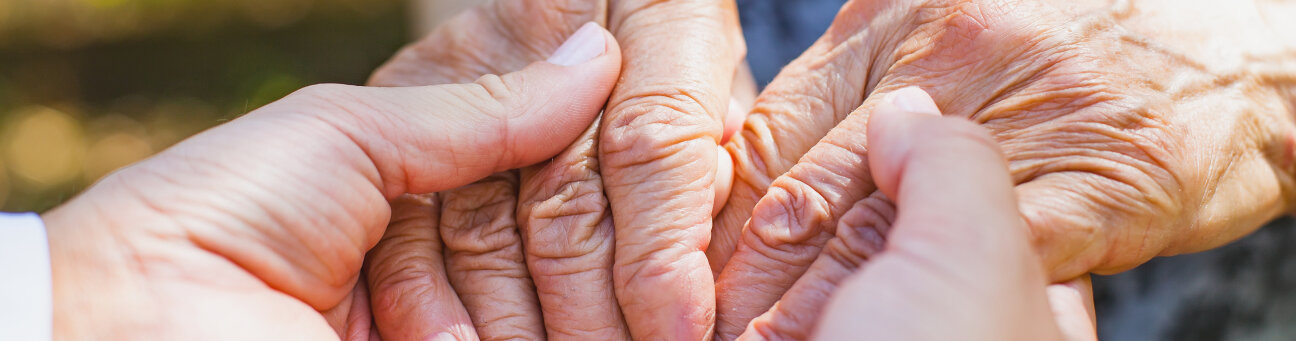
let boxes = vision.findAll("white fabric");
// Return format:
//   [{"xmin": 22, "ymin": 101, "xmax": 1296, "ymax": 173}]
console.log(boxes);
[{"xmin": 0, "ymin": 212, "xmax": 52, "ymax": 341}]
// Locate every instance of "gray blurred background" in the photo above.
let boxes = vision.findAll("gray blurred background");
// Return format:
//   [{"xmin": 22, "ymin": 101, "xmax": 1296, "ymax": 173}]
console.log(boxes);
[{"xmin": 1, "ymin": 0, "xmax": 1291, "ymax": 339}]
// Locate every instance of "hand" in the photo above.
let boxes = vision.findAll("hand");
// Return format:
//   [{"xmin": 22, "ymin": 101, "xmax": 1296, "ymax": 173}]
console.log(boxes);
[
  {"xmin": 365, "ymin": 1, "xmax": 633, "ymax": 339},
  {"xmin": 598, "ymin": 0, "xmax": 751, "ymax": 338},
  {"xmin": 710, "ymin": 0, "xmax": 1296, "ymax": 337},
  {"xmin": 41, "ymin": 25, "xmax": 622, "ymax": 340},
  {"xmin": 812, "ymin": 87, "xmax": 1090, "ymax": 341},
  {"xmin": 369, "ymin": 1, "xmax": 755, "ymax": 339}
]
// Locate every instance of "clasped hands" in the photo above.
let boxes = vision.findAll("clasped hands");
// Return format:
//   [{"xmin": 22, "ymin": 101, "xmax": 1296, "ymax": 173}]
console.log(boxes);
[{"xmin": 42, "ymin": 0, "xmax": 1296, "ymax": 340}]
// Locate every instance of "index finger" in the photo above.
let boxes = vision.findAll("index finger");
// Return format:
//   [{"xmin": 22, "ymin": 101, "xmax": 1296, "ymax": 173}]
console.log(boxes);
[{"xmin": 599, "ymin": 0, "xmax": 743, "ymax": 339}]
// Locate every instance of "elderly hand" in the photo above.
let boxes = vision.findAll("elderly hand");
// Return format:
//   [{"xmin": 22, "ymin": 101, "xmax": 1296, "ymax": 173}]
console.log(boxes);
[
  {"xmin": 365, "ymin": 0, "xmax": 753, "ymax": 339},
  {"xmin": 364, "ymin": 1, "xmax": 630, "ymax": 339},
  {"xmin": 710, "ymin": 0, "xmax": 1296, "ymax": 337},
  {"xmin": 811, "ymin": 87, "xmax": 1091, "ymax": 341},
  {"xmin": 40, "ymin": 24, "xmax": 621, "ymax": 340}
]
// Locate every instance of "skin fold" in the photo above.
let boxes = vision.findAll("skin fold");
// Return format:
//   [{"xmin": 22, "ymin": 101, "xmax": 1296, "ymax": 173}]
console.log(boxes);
[
  {"xmin": 38, "ymin": 0, "xmax": 1296, "ymax": 339},
  {"xmin": 364, "ymin": 1, "xmax": 629, "ymax": 339},
  {"xmin": 366, "ymin": 0, "xmax": 753, "ymax": 339},
  {"xmin": 40, "ymin": 25, "xmax": 624, "ymax": 340},
  {"xmin": 598, "ymin": 0, "xmax": 746, "ymax": 339},
  {"xmin": 812, "ymin": 87, "xmax": 1074, "ymax": 341},
  {"xmin": 710, "ymin": 0, "xmax": 1296, "ymax": 338},
  {"xmin": 369, "ymin": 0, "xmax": 1294, "ymax": 338}
]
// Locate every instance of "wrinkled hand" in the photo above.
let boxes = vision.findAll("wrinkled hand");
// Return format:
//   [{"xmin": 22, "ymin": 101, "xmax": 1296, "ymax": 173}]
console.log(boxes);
[
  {"xmin": 364, "ymin": 1, "xmax": 632, "ymax": 339},
  {"xmin": 811, "ymin": 87, "xmax": 1089, "ymax": 341},
  {"xmin": 41, "ymin": 24, "xmax": 621, "ymax": 340},
  {"xmin": 598, "ymin": 0, "xmax": 751, "ymax": 339},
  {"xmin": 365, "ymin": 0, "xmax": 753, "ymax": 339},
  {"xmin": 710, "ymin": 0, "xmax": 1296, "ymax": 337}
]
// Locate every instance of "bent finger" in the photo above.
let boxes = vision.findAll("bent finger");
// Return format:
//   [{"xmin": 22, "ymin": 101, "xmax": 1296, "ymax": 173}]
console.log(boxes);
[
  {"xmin": 439, "ymin": 173, "xmax": 545, "ymax": 340},
  {"xmin": 707, "ymin": 0, "xmax": 898, "ymax": 271},
  {"xmin": 815, "ymin": 87, "xmax": 1061, "ymax": 341},
  {"xmin": 739, "ymin": 193, "xmax": 895, "ymax": 340},
  {"xmin": 600, "ymin": 0, "xmax": 743, "ymax": 338},
  {"xmin": 366, "ymin": 194, "xmax": 477, "ymax": 341},
  {"xmin": 714, "ymin": 85, "xmax": 915, "ymax": 339},
  {"xmin": 518, "ymin": 120, "xmax": 629, "ymax": 340}
]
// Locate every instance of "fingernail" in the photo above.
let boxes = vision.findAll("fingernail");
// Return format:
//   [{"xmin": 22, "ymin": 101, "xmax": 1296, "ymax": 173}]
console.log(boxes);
[
  {"xmin": 548, "ymin": 22, "xmax": 607, "ymax": 66},
  {"xmin": 886, "ymin": 86, "xmax": 941, "ymax": 115}
]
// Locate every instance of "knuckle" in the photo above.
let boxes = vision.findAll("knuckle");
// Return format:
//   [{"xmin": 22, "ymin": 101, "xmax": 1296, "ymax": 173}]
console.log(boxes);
[
  {"xmin": 742, "ymin": 183, "xmax": 833, "ymax": 266},
  {"xmin": 439, "ymin": 175, "xmax": 524, "ymax": 254},
  {"xmin": 825, "ymin": 194, "xmax": 896, "ymax": 268},
  {"xmin": 368, "ymin": 274, "xmax": 439, "ymax": 316},
  {"xmin": 367, "ymin": 259, "xmax": 439, "ymax": 298},
  {"xmin": 518, "ymin": 127, "xmax": 612, "ymax": 261},
  {"xmin": 471, "ymin": 73, "xmax": 517, "ymax": 112},
  {"xmin": 612, "ymin": 244, "xmax": 700, "ymax": 290},
  {"xmin": 520, "ymin": 179, "xmax": 611, "ymax": 259},
  {"xmin": 602, "ymin": 91, "xmax": 722, "ymax": 169}
]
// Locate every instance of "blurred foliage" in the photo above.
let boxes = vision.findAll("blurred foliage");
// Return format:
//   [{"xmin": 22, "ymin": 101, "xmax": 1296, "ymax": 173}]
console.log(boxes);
[{"xmin": 0, "ymin": 0, "xmax": 413, "ymax": 211}]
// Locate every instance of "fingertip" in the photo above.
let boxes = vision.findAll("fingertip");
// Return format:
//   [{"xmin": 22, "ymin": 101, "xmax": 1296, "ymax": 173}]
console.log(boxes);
[
  {"xmin": 713, "ymin": 146, "xmax": 735, "ymax": 216},
  {"xmin": 721, "ymin": 97, "xmax": 746, "ymax": 144},
  {"xmin": 865, "ymin": 88, "xmax": 944, "ymax": 200},
  {"xmin": 1047, "ymin": 276, "xmax": 1098, "ymax": 341},
  {"xmin": 884, "ymin": 86, "xmax": 940, "ymax": 116}
]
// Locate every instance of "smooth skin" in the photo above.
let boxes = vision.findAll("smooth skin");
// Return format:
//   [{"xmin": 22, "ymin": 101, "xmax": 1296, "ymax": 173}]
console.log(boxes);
[{"xmin": 41, "ymin": 25, "xmax": 622, "ymax": 340}]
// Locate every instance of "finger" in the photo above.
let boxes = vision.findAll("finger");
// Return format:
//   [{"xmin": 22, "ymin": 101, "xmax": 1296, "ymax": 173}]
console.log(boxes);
[
  {"xmin": 321, "ymin": 275, "xmax": 379, "ymax": 341},
  {"xmin": 366, "ymin": 194, "xmax": 477, "ymax": 341},
  {"xmin": 713, "ymin": 85, "xmax": 911, "ymax": 339},
  {"xmin": 814, "ymin": 87, "xmax": 1060, "ymax": 341},
  {"xmin": 279, "ymin": 23, "xmax": 622, "ymax": 197},
  {"xmin": 707, "ymin": 0, "xmax": 896, "ymax": 271},
  {"xmin": 364, "ymin": 4, "xmax": 610, "ymax": 340},
  {"xmin": 713, "ymin": 61, "xmax": 758, "ymax": 217},
  {"xmin": 714, "ymin": 146, "xmax": 736, "ymax": 216},
  {"xmin": 738, "ymin": 192, "xmax": 894, "ymax": 340},
  {"xmin": 599, "ymin": 1, "xmax": 743, "ymax": 338},
  {"xmin": 1048, "ymin": 276, "xmax": 1097, "ymax": 341},
  {"xmin": 438, "ymin": 173, "xmax": 545, "ymax": 340},
  {"xmin": 723, "ymin": 60, "xmax": 758, "ymax": 144},
  {"xmin": 517, "ymin": 120, "xmax": 631, "ymax": 340},
  {"xmin": 370, "ymin": 0, "xmax": 607, "ymax": 87}
]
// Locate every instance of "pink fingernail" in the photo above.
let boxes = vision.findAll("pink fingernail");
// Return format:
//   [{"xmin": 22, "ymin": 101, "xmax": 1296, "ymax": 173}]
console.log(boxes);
[
  {"xmin": 547, "ymin": 22, "xmax": 607, "ymax": 66},
  {"xmin": 886, "ymin": 86, "xmax": 941, "ymax": 115}
]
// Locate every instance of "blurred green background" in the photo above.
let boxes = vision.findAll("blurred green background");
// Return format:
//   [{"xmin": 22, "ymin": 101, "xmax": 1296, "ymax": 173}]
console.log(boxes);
[{"xmin": 0, "ymin": 0, "xmax": 413, "ymax": 211}]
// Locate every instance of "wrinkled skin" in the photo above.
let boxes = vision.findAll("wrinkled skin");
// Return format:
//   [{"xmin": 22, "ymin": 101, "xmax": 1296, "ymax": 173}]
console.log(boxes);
[
  {"xmin": 709, "ymin": 0, "xmax": 1296, "ymax": 338},
  {"xmin": 41, "ymin": 23, "xmax": 623, "ymax": 340},
  {"xmin": 363, "ymin": 1, "xmax": 631, "ymax": 339},
  {"xmin": 813, "ymin": 87, "xmax": 1079, "ymax": 341},
  {"xmin": 365, "ymin": 0, "xmax": 753, "ymax": 339},
  {"xmin": 597, "ymin": 0, "xmax": 748, "ymax": 338}
]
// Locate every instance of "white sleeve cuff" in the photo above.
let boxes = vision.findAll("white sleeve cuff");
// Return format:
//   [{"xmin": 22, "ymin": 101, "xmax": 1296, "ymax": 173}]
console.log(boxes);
[{"xmin": 0, "ymin": 212, "xmax": 52, "ymax": 341}]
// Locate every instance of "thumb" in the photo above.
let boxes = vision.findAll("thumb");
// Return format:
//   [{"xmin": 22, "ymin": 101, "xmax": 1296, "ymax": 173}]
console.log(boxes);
[
  {"xmin": 282, "ymin": 22, "xmax": 621, "ymax": 197},
  {"xmin": 817, "ymin": 87, "xmax": 1063, "ymax": 340}
]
